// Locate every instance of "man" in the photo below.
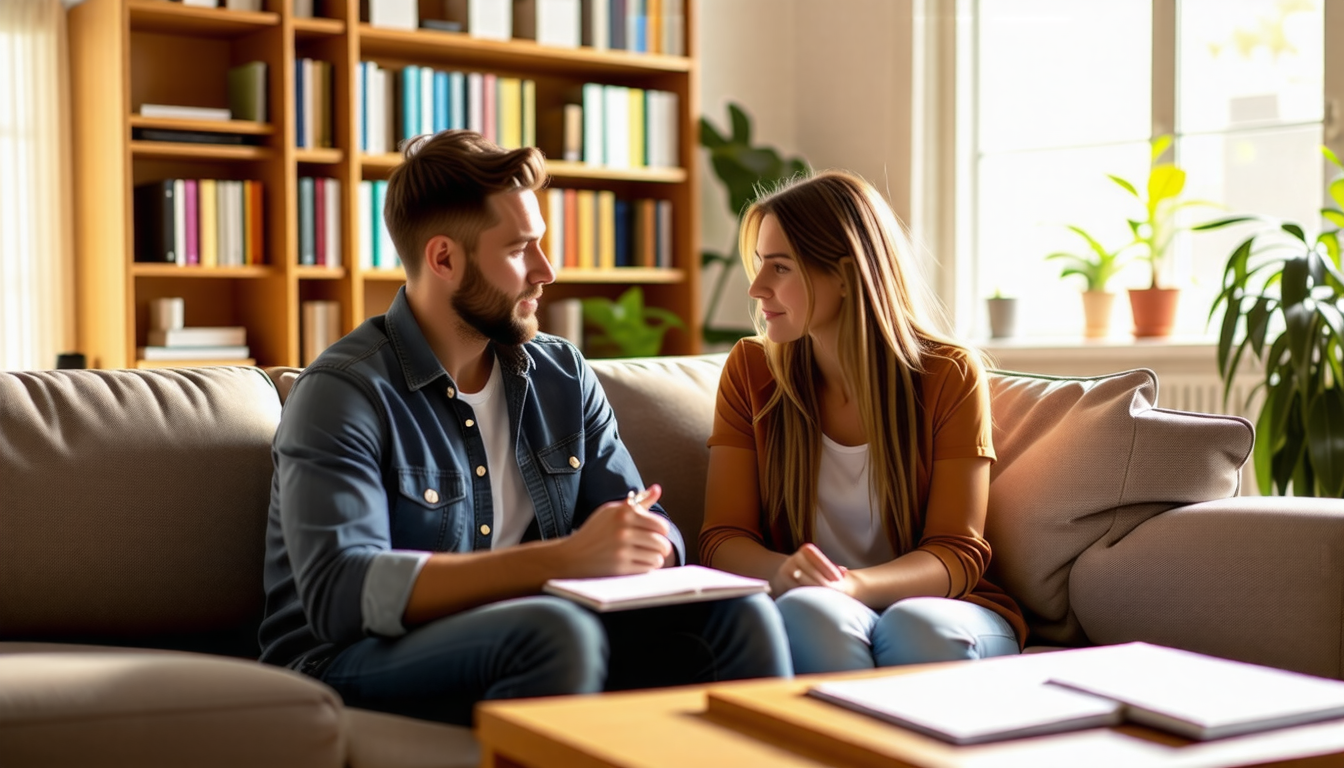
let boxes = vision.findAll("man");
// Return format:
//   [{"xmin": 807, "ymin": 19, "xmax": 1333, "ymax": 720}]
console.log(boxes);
[{"xmin": 259, "ymin": 130, "xmax": 792, "ymax": 725}]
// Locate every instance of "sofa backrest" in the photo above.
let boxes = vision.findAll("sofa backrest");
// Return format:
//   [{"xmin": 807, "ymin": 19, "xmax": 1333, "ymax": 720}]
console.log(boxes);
[
  {"xmin": 591, "ymin": 355, "xmax": 1253, "ymax": 646},
  {"xmin": 0, "ymin": 367, "xmax": 282, "ymax": 657}
]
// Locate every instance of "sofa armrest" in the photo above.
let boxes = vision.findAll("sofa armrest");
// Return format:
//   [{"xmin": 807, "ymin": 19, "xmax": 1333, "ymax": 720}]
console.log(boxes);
[{"xmin": 1070, "ymin": 496, "xmax": 1344, "ymax": 678}]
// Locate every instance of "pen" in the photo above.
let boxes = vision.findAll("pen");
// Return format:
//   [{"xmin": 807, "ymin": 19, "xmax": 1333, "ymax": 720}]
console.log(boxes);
[{"xmin": 627, "ymin": 488, "xmax": 652, "ymax": 508}]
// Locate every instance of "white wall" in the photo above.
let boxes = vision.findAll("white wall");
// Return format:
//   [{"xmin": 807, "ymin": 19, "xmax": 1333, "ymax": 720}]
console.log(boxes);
[{"xmin": 697, "ymin": 0, "xmax": 916, "ymax": 340}]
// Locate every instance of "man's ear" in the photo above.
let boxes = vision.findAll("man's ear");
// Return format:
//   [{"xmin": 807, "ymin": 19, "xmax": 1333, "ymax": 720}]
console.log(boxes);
[{"xmin": 421, "ymin": 234, "xmax": 462, "ymax": 282}]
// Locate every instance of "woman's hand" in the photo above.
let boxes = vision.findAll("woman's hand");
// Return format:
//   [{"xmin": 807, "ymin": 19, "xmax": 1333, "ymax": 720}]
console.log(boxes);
[{"xmin": 771, "ymin": 543, "xmax": 854, "ymax": 597}]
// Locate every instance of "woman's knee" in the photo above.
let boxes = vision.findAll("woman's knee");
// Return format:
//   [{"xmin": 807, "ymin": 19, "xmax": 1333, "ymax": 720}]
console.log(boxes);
[
  {"xmin": 775, "ymin": 587, "xmax": 878, "ymax": 674},
  {"xmin": 873, "ymin": 597, "xmax": 1019, "ymax": 667}
]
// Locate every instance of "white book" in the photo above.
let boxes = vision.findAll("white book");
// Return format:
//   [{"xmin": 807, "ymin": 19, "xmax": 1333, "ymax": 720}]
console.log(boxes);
[
  {"xmin": 224, "ymin": 0, "xmax": 262, "ymax": 10},
  {"xmin": 514, "ymin": 0, "xmax": 580, "ymax": 47},
  {"xmin": 382, "ymin": 68, "xmax": 396, "ymax": 154},
  {"xmin": 467, "ymin": 72, "xmax": 484, "ymax": 134},
  {"xmin": 1046, "ymin": 643, "xmax": 1344, "ymax": 741},
  {"xmin": 358, "ymin": 180, "xmax": 374, "ymax": 269},
  {"xmin": 139, "ymin": 104, "xmax": 232, "ymax": 122},
  {"xmin": 324, "ymin": 178, "xmax": 342, "ymax": 268},
  {"xmin": 655, "ymin": 90, "xmax": 678, "ymax": 168},
  {"xmin": 588, "ymin": 0, "xmax": 608, "ymax": 50},
  {"xmin": 146, "ymin": 326, "xmax": 247, "ymax": 347},
  {"xmin": 368, "ymin": 0, "xmax": 417, "ymax": 30},
  {"xmin": 172, "ymin": 179, "xmax": 186, "ymax": 266},
  {"xmin": 603, "ymin": 85, "xmax": 629, "ymax": 169},
  {"xmin": 469, "ymin": 0, "xmax": 512, "ymax": 40},
  {"xmin": 662, "ymin": 0, "xmax": 683, "ymax": 56},
  {"xmin": 626, "ymin": 0, "xmax": 641, "ymax": 53},
  {"xmin": 809, "ymin": 663, "xmax": 1124, "ymax": 746},
  {"xmin": 581, "ymin": 83, "xmax": 604, "ymax": 165},
  {"xmin": 183, "ymin": 0, "xmax": 219, "ymax": 7},
  {"xmin": 544, "ymin": 566, "xmax": 769, "ymax": 612},
  {"xmin": 420, "ymin": 66, "xmax": 435, "ymax": 137},
  {"xmin": 138, "ymin": 345, "xmax": 251, "ymax": 361},
  {"xmin": 545, "ymin": 187, "xmax": 564, "ymax": 267},
  {"xmin": 355, "ymin": 61, "xmax": 365, "ymax": 152},
  {"xmin": 369, "ymin": 64, "xmax": 387, "ymax": 155}
]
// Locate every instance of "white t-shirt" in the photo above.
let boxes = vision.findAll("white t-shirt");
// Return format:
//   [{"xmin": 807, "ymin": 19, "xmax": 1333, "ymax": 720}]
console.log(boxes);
[
  {"xmin": 813, "ymin": 433, "xmax": 896, "ymax": 569},
  {"xmin": 456, "ymin": 358, "xmax": 534, "ymax": 550}
]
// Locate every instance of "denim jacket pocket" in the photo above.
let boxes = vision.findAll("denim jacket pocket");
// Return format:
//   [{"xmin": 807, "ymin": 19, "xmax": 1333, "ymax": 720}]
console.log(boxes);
[
  {"xmin": 535, "ymin": 432, "xmax": 584, "ymax": 528},
  {"xmin": 391, "ymin": 467, "xmax": 467, "ymax": 551}
]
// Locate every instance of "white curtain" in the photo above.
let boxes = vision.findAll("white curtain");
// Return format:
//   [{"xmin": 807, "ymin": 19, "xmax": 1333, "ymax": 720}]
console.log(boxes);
[{"xmin": 0, "ymin": 0, "xmax": 73, "ymax": 371}]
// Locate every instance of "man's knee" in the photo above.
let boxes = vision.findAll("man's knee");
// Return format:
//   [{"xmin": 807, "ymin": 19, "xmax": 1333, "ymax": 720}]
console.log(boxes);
[{"xmin": 500, "ymin": 597, "xmax": 608, "ymax": 693}]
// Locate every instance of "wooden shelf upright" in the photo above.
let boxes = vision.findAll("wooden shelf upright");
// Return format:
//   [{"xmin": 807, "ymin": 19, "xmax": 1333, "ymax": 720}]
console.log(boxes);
[{"xmin": 68, "ymin": 0, "xmax": 702, "ymax": 368}]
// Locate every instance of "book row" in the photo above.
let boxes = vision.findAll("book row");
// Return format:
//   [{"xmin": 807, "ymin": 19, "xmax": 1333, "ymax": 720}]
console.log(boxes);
[
  {"xmin": 575, "ymin": 84, "xmax": 678, "ymax": 169},
  {"xmin": 364, "ymin": 0, "xmax": 685, "ymax": 56},
  {"xmin": 296, "ymin": 59, "xmax": 334, "ymax": 150},
  {"xmin": 298, "ymin": 177, "xmax": 343, "ymax": 268},
  {"xmin": 133, "ymin": 179, "xmax": 264, "ymax": 266},
  {"xmin": 541, "ymin": 188, "xmax": 673, "ymax": 270},
  {"xmin": 356, "ymin": 180, "xmax": 402, "ymax": 270},
  {"xmin": 357, "ymin": 63, "xmax": 536, "ymax": 155}
]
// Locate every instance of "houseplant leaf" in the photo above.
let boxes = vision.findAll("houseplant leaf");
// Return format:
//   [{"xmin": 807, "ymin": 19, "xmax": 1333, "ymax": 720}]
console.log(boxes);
[{"xmin": 1307, "ymin": 388, "xmax": 1344, "ymax": 498}]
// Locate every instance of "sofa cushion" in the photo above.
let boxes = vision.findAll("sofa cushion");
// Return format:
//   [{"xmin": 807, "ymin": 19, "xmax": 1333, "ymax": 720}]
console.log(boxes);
[
  {"xmin": 0, "ymin": 644, "xmax": 342, "ymax": 768},
  {"xmin": 588, "ymin": 354, "xmax": 728, "ymax": 563},
  {"xmin": 344, "ymin": 708, "xmax": 478, "ymax": 768},
  {"xmin": 0, "ymin": 367, "xmax": 282, "ymax": 655},
  {"xmin": 984, "ymin": 368, "xmax": 1253, "ymax": 646}
]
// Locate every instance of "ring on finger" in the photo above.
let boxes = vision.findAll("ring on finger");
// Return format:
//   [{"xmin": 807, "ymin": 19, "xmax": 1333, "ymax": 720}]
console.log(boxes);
[{"xmin": 791, "ymin": 569, "xmax": 803, "ymax": 580}]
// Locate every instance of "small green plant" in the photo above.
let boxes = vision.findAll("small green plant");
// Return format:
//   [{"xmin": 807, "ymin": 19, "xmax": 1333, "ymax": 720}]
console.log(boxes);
[
  {"xmin": 1045, "ymin": 225, "xmax": 1130, "ymax": 292},
  {"xmin": 580, "ymin": 287, "xmax": 685, "ymax": 359},
  {"xmin": 1204, "ymin": 146, "xmax": 1344, "ymax": 497},
  {"xmin": 699, "ymin": 103, "xmax": 810, "ymax": 345}
]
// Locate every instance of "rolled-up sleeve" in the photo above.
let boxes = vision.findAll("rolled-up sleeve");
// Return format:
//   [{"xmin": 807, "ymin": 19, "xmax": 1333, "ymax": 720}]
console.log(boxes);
[{"xmin": 274, "ymin": 371, "xmax": 418, "ymax": 644}]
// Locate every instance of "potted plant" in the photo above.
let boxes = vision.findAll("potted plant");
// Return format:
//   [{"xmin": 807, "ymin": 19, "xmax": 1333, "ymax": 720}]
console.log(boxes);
[
  {"xmin": 1045, "ymin": 225, "xmax": 1130, "ymax": 338},
  {"xmin": 985, "ymin": 288, "xmax": 1017, "ymax": 339},
  {"xmin": 580, "ymin": 286, "xmax": 685, "ymax": 359},
  {"xmin": 1204, "ymin": 146, "xmax": 1344, "ymax": 497},
  {"xmin": 699, "ymin": 103, "xmax": 810, "ymax": 346}
]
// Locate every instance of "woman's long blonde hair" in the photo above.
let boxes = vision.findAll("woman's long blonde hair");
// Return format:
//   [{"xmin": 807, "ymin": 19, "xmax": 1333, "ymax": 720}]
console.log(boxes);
[{"xmin": 740, "ymin": 170, "xmax": 982, "ymax": 554}]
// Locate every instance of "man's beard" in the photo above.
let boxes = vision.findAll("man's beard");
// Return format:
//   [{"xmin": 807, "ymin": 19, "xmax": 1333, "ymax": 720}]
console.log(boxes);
[{"xmin": 452, "ymin": 255, "xmax": 540, "ymax": 346}]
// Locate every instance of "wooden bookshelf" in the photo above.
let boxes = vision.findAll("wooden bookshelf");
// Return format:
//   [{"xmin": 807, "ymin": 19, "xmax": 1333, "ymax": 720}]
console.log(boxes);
[{"xmin": 69, "ymin": 0, "xmax": 702, "ymax": 369}]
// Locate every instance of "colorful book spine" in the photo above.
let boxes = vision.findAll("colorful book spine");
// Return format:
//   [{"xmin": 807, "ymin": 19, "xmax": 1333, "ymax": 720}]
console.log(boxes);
[
  {"xmin": 199, "ymin": 179, "xmax": 217, "ymax": 267},
  {"xmin": 358, "ymin": 180, "xmax": 374, "ymax": 269},
  {"xmin": 575, "ymin": 189, "xmax": 595, "ymax": 269},
  {"xmin": 498, "ymin": 77, "xmax": 522, "ymax": 149},
  {"xmin": 482, "ymin": 73, "xmax": 497, "ymax": 144},
  {"xmin": 597, "ymin": 190, "xmax": 616, "ymax": 269},
  {"xmin": 299, "ymin": 177, "xmax": 315, "ymax": 266},
  {"xmin": 563, "ymin": 188, "xmax": 578, "ymax": 269},
  {"xmin": 183, "ymin": 179, "xmax": 199, "ymax": 266}
]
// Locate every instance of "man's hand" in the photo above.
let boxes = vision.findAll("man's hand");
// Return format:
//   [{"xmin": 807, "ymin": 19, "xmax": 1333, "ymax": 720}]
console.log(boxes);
[
  {"xmin": 556, "ymin": 483, "xmax": 673, "ymax": 577},
  {"xmin": 771, "ymin": 543, "xmax": 852, "ymax": 597}
]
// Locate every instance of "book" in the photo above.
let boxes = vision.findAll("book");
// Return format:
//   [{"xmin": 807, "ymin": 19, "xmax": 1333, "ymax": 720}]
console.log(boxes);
[
  {"xmin": 596, "ymin": 190, "xmax": 615, "ymax": 269},
  {"xmin": 521, "ymin": 79, "xmax": 536, "ymax": 147},
  {"xmin": 138, "ymin": 345, "xmax": 251, "ymax": 361},
  {"xmin": 224, "ymin": 0, "xmax": 262, "ymax": 9},
  {"xmin": 133, "ymin": 180, "xmax": 175, "ymax": 263},
  {"xmin": 497, "ymin": 77, "xmax": 522, "ymax": 149},
  {"xmin": 1045, "ymin": 642, "xmax": 1344, "ymax": 741},
  {"xmin": 603, "ymin": 85, "xmax": 629, "ymax": 169},
  {"xmin": 543, "ymin": 565, "xmax": 769, "ymax": 612},
  {"xmin": 139, "ymin": 104, "xmax": 231, "ymax": 121},
  {"xmin": 146, "ymin": 327, "xmax": 247, "ymax": 347},
  {"xmin": 199, "ymin": 179, "xmax": 218, "ymax": 268},
  {"xmin": 293, "ymin": 0, "xmax": 314, "ymax": 17},
  {"xmin": 324, "ymin": 178, "xmax": 342, "ymax": 268},
  {"xmin": 226, "ymin": 61, "xmax": 267, "ymax": 123},
  {"xmin": 172, "ymin": 179, "xmax": 186, "ymax": 266},
  {"xmin": 581, "ymin": 83, "xmax": 604, "ymax": 165},
  {"xmin": 302, "ymin": 300, "xmax": 342, "ymax": 365},
  {"xmin": 581, "ymin": 0, "xmax": 608, "ymax": 50},
  {"xmin": 513, "ymin": 0, "xmax": 580, "ymax": 48},
  {"xmin": 562, "ymin": 103, "xmax": 583, "ymax": 161},
  {"xmin": 809, "ymin": 664, "xmax": 1124, "ymax": 746},
  {"xmin": 299, "ymin": 177, "xmax": 316, "ymax": 266},
  {"xmin": 368, "ymin": 0, "xmax": 417, "ymax": 30},
  {"xmin": 183, "ymin": 180, "xmax": 199, "ymax": 266},
  {"xmin": 132, "ymin": 129, "xmax": 253, "ymax": 145}
]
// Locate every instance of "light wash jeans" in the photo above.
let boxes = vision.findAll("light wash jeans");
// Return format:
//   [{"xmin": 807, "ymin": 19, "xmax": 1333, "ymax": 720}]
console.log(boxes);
[
  {"xmin": 775, "ymin": 587, "xmax": 1020, "ymax": 674},
  {"xmin": 319, "ymin": 593, "xmax": 792, "ymax": 725}
]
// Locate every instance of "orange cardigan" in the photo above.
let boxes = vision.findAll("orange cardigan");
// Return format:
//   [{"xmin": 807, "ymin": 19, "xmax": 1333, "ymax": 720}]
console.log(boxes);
[{"xmin": 701, "ymin": 339, "xmax": 1027, "ymax": 646}]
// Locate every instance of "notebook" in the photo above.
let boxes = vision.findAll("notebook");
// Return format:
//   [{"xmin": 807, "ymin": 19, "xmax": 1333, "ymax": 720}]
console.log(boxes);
[{"xmin": 543, "ymin": 565, "xmax": 769, "ymax": 612}]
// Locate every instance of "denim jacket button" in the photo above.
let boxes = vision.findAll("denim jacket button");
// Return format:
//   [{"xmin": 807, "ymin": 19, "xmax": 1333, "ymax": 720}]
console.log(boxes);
[
  {"xmin": 446, "ymin": 386, "xmax": 456, "ymax": 398},
  {"xmin": 476, "ymin": 465, "xmax": 487, "ymax": 477},
  {"xmin": 568, "ymin": 456, "xmax": 580, "ymax": 468},
  {"xmin": 423, "ymin": 488, "xmax": 439, "ymax": 504},
  {"xmin": 465, "ymin": 418, "xmax": 475, "ymax": 428},
  {"xmin": 479, "ymin": 524, "xmax": 491, "ymax": 536}
]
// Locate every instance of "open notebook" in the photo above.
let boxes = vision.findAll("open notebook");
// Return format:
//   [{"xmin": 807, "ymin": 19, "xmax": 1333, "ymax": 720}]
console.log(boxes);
[
  {"xmin": 543, "ymin": 565, "xmax": 769, "ymax": 612},
  {"xmin": 809, "ymin": 642, "xmax": 1344, "ymax": 745}
]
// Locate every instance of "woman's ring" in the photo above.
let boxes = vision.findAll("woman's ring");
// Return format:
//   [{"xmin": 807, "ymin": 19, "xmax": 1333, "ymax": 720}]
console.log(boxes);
[{"xmin": 791, "ymin": 569, "xmax": 803, "ymax": 580}]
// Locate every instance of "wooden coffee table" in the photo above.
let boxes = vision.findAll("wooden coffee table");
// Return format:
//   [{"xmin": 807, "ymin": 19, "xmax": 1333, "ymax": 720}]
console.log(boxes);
[{"xmin": 476, "ymin": 668, "xmax": 1344, "ymax": 768}]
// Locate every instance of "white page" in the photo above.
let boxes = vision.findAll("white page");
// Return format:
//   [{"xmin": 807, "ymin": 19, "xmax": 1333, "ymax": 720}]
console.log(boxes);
[{"xmin": 545, "ymin": 565, "xmax": 767, "ymax": 607}]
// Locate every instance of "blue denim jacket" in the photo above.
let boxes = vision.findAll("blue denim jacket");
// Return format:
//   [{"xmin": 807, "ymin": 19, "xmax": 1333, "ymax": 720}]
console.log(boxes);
[{"xmin": 259, "ymin": 287, "xmax": 685, "ymax": 669}]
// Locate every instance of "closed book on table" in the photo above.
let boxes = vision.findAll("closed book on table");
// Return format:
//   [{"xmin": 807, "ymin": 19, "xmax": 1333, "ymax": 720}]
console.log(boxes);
[
  {"xmin": 147, "ymin": 327, "xmax": 247, "ymax": 347},
  {"xmin": 226, "ymin": 61, "xmax": 267, "ymax": 123},
  {"xmin": 134, "ymin": 180, "xmax": 176, "ymax": 263}
]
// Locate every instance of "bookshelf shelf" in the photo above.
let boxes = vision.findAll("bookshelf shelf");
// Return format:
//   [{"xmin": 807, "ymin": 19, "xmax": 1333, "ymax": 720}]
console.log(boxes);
[
  {"xmin": 128, "ymin": 0, "xmax": 279, "ymax": 37},
  {"xmin": 71, "ymin": 0, "xmax": 701, "ymax": 369},
  {"xmin": 130, "ymin": 116, "xmax": 275, "ymax": 135},
  {"xmin": 131, "ymin": 140, "xmax": 275, "ymax": 161},
  {"xmin": 358, "ymin": 25, "xmax": 692, "ymax": 77},
  {"xmin": 295, "ymin": 147, "xmax": 344, "ymax": 164},
  {"xmin": 292, "ymin": 16, "xmax": 345, "ymax": 38},
  {"xmin": 133, "ymin": 264, "xmax": 274, "ymax": 278}
]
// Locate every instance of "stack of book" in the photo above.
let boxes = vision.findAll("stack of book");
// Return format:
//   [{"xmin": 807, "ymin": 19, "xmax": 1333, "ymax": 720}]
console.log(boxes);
[
  {"xmin": 355, "ymin": 180, "xmax": 399, "ymax": 270},
  {"xmin": 541, "ymin": 189, "xmax": 672, "ymax": 270},
  {"xmin": 578, "ymin": 84, "xmax": 678, "ymax": 169},
  {"xmin": 295, "ymin": 58, "xmax": 334, "ymax": 149},
  {"xmin": 356, "ymin": 63, "xmax": 536, "ymax": 154},
  {"xmin": 138, "ymin": 326, "xmax": 251, "ymax": 364},
  {"xmin": 133, "ymin": 179, "xmax": 264, "ymax": 266},
  {"xmin": 297, "ymin": 177, "xmax": 342, "ymax": 267}
]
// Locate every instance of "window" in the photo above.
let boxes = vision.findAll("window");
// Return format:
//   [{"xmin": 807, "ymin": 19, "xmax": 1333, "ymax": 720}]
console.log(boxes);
[{"xmin": 957, "ymin": 0, "xmax": 1330, "ymax": 341}]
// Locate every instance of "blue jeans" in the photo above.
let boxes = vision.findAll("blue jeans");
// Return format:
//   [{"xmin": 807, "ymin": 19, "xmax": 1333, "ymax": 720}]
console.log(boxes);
[
  {"xmin": 319, "ymin": 593, "xmax": 792, "ymax": 725},
  {"xmin": 775, "ymin": 588, "xmax": 1020, "ymax": 674}
]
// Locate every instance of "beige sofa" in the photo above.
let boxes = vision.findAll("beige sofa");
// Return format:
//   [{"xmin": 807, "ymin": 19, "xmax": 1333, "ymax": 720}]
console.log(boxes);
[{"xmin": 1, "ymin": 353, "xmax": 1341, "ymax": 766}]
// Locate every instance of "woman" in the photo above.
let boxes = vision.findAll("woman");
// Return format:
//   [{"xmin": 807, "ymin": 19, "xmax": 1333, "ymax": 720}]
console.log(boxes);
[{"xmin": 700, "ymin": 171, "xmax": 1026, "ymax": 673}]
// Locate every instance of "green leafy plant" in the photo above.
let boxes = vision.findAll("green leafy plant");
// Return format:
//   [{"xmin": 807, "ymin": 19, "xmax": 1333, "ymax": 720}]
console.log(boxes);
[
  {"xmin": 1045, "ymin": 225, "xmax": 1130, "ymax": 292},
  {"xmin": 1204, "ymin": 146, "xmax": 1344, "ymax": 497},
  {"xmin": 580, "ymin": 287, "xmax": 685, "ymax": 358},
  {"xmin": 699, "ymin": 103, "xmax": 809, "ymax": 345}
]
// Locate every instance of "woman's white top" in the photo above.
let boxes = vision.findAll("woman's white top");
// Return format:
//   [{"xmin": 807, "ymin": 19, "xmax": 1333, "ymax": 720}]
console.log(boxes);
[{"xmin": 813, "ymin": 433, "xmax": 896, "ymax": 569}]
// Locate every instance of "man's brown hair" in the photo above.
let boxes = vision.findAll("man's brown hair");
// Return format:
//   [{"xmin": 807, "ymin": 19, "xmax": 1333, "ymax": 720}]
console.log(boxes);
[{"xmin": 384, "ymin": 130, "xmax": 547, "ymax": 279}]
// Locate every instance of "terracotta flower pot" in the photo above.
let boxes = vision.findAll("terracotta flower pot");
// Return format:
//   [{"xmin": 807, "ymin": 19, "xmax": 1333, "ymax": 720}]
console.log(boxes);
[
  {"xmin": 1128, "ymin": 287, "xmax": 1180, "ymax": 338},
  {"xmin": 1081, "ymin": 291, "xmax": 1116, "ymax": 339}
]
